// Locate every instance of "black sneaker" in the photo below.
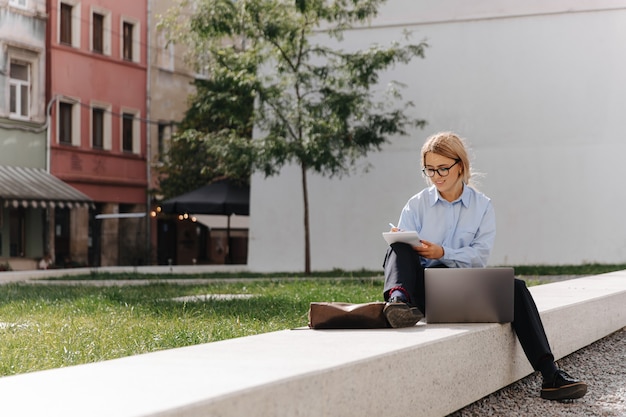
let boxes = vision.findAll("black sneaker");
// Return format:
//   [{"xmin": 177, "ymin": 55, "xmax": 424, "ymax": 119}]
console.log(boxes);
[
  {"xmin": 383, "ymin": 297, "xmax": 423, "ymax": 328},
  {"xmin": 540, "ymin": 369, "xmax": 588, "ymax": 400}
]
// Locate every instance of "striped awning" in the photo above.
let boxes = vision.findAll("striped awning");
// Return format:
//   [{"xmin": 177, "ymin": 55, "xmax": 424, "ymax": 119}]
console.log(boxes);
[{"xmin": 0, "ymin": 165, "xmax": 93, "ymax": 209}]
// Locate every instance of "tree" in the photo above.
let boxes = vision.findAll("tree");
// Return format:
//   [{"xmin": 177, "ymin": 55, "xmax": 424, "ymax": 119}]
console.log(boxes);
[
  {"xmin": 161, "ymin": 0, "xmax": 427, "ymax": 273},
  {"xmin": 156, "ymin": 76, "xmax": 254, "ymax": 199}
]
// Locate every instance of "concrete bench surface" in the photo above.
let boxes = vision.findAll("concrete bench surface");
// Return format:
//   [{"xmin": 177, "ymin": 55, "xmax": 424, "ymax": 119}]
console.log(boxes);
[{"xmin": 0, "ymin": 271, "xmax": 624, "ymax": 417}]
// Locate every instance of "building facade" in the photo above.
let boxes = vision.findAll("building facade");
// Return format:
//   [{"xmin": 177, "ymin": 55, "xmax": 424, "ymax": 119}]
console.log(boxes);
[
  {"xmin": 1, "ymin": 0, "xmax": 92, "ymax": 270},
  {"xmin": 148, "ymin": 1, "xmax": 250, "ymax": 266},
  {"xmin": 46, "ymin": 0, "xmax": 148, "ymax": 266},
  {"xmin": 147, "ymin": 0, "xmax": 197, "ymax": 265},
  {"xmin": 247, "ymin": 0, "xmax": 626, "ymax": 272}
]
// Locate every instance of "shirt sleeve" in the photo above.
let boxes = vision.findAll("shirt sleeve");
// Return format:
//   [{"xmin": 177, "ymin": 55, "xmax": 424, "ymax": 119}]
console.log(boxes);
[{"xmin": 439, "ymin": 201, "xmax": 496, "ymax": 268}]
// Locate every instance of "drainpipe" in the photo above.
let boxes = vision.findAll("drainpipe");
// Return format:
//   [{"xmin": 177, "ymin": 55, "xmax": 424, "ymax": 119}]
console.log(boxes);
[
  {"xmin": 43, "ymin": 95, "xmax": 59, "ymax": 261},
  {"xmin": 44, "ymin": 95, "xmax": 57, "ymax": 172}
]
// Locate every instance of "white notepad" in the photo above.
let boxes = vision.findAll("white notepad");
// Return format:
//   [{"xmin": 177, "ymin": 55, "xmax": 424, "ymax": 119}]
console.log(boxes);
[{"xmin": 382, "ymin": 231, "xmax": 421, "ymax": 246}]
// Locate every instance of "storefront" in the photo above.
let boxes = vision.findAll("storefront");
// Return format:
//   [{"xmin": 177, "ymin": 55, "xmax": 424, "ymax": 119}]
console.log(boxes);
[{"xmin": 0, "ymin": 165, "xmax": 93, "ymax": 270}]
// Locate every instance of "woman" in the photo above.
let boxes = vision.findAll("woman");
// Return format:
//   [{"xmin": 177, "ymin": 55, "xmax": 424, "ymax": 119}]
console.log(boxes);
[{"xmin": 382, "ymin": 132, "xmax": 587, "ymax": 401}]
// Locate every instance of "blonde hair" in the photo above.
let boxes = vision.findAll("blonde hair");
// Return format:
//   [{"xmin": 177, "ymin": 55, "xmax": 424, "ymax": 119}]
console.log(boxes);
[{"xmin": 421, "ymin": 131, "xmax": 473, "ymax": 186}]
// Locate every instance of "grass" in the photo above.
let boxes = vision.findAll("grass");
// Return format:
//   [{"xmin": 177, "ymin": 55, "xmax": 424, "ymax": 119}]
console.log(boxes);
[
  {"xmin": 508, "ymin": 263, "xmax": 626, "ymax": 276},
  {"xmin": 0, "ymin": 278, "xmax": 382, "ymax": 377},
  {"xmin": 1, "ymin": 263, "xmax": 624, "ymax": 378}
]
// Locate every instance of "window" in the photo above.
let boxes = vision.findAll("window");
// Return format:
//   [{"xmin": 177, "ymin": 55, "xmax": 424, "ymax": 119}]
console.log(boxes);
[
  {"xmin": 59, "ymin": 102, "xmax": 73, "ymax": 144},
  {"xmin": 91, "ymin": 9, "xmax": 111, "ymax": 55},
  {"xmin": 121, "ymin": 17, "xmax": 140, "ymax": 63},
  {"xmin": 92, "ymin": 108, "xmax": 104, "ymax": 148},
  {"xmin": 90, "ymin": 104, "xmax": 112, "ymax": 150},
  {"xmin": 9, "ymin": 61, "xmax": 30, "ymax": 119},
  {"xmin": 195, "ymin": 61, "xmax": 210, "ymax": 80},
  {"xmin": 59, "ymin": 1, "xmax": 80, "ymax": 48},
  {"xmin": 157, "ymin": 32, "xmax": 174, "ymax": 71},
  {"xmin": 54, "ymin": 208, "xmax": 70, "ymax": 265},
  {"xmin": 58, "ymin": 100, "xmax": 80, "ymax": 146},
  {"xmin": 9, "ymin": 208, "xmax": 26, "ymax": 257},
  {"xmin": 121, "ymin": 110, "xmax": 140, "ymax": 153},
  {"xmin": 7, "ymin": 48, "xmax": 42, "ymax": 122},
  {"xmin": 122, "ymin": 113, "xmax": 134, "ymax": 152},
  {"xmin": 9, "ymin": 0, "xmax": 27, "ymax": 8},
  {"xmin": 157, "ymin": 122, "xmax": 174, "ymax": 161},
  {"xmin": 123, "ymin": 22, "xmax": 134, "ymax": 61},
  {"xmin": 60, "ymin": 3, "xmax": 72, "ymax": 45},
  {"xmin": 92, "ymin": 13, "xmax": 104, "ymax": 53},
  {"xmin": 157, "ymin": 123, "xmax": 166, "ymax": 159}
]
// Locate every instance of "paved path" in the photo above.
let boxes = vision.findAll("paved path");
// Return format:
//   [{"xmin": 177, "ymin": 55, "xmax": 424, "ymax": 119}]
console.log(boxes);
[{"xmin": 451, "ymin": 326, "xmax": 626, "ymax": 416}]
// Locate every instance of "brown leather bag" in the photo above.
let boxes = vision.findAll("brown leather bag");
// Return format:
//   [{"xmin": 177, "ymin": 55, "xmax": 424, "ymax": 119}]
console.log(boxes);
[{"xmin": 308, "ymin": 302, "xmax": 390, "ymax": 329}]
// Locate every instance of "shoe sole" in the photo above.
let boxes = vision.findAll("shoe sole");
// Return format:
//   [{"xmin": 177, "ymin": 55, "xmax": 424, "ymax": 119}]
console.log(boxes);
[
  {"xmin": 383, "ymin": 304, "xmax": 423, "ymax": 328},
  {"xmin": 540, "ymin": 382, "xmax": 588, "ymax": 401}
]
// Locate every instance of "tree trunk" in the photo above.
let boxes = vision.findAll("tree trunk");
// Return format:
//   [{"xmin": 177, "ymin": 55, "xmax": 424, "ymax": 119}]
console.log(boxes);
[{"xmin": 300, "ymin": 162, "xmax": 311, "ymax": 275}]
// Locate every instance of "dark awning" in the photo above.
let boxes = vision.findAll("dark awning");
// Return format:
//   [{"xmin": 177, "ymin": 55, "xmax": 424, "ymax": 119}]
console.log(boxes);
[
  {"xmin": 0, "ymin": 165, "xmax": 93, "ymax": 209},
  {"xmin": 160, "ymin": 179, "xmax": 249, "ymax": 216}
]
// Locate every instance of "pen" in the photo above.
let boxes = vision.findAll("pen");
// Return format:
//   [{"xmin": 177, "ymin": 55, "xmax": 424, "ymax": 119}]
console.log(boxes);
[{"xmin": 389, "ymin": 223, "xmax": 403, "ymax": 231}]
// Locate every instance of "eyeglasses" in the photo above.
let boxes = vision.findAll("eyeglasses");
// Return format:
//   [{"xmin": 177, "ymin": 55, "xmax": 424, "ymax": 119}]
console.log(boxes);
[{"xmin": 422, "ymin": 159, "xmax": 460, "ymax": 177}]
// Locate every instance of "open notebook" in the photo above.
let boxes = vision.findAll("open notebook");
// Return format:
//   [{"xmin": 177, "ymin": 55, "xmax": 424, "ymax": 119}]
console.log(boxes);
[{"xmin": 382, "ymin": 231, "xmax": 421, "ymax": 246}]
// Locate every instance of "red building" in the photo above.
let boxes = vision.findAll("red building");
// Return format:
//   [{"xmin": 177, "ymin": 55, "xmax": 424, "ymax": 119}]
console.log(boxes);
[{"xmin": 46, "ymin": 0, "xmax": 148, "ymax": 266}]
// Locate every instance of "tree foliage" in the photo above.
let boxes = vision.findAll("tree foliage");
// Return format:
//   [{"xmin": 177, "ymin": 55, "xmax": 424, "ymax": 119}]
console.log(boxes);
[
  {"xmin": 156, "ymin": 76, "xmax": 254, "ymax": 199},
  {"xmin": 160, "ymin": 0, "xmax": 427, "ymax": 272}
]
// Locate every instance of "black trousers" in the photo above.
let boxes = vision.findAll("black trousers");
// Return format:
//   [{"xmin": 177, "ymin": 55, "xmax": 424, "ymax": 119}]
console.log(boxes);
[{"xmin": 383, "ymin": 242, "xmax": 554, "ymax": 370}]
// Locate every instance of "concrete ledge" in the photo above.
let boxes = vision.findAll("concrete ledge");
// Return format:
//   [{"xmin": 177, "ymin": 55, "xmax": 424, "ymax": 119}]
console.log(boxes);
[
  {"xmin": 0, "ymin": 264, "xmax": 249, "ymax": 284},
  {"xmin": 0, "ymin": 271, "xmax": 624, "ymax": 417}
]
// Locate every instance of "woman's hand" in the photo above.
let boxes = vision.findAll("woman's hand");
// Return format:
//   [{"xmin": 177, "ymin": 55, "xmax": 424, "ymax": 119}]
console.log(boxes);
[{"xmin": 414, "ymin": 239, "xmax": 444, "ymax": 259}]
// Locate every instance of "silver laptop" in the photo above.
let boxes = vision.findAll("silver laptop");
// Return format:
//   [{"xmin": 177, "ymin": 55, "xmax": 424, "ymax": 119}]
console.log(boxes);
[{"xmin": 424, "ymin": 267, "xmax": 514, "ymax": 323}]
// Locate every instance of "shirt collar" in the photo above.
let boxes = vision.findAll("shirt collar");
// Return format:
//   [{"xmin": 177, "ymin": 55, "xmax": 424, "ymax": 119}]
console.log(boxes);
[{"xmin": 429, "ymin": 183, "xmax": 471, "ymax": 208}]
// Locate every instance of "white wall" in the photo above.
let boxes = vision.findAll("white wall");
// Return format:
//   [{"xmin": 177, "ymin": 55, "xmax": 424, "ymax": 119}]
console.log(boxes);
[{"xmin": 248, "ymin": 0, "xmax": 626, "ymax": 272}]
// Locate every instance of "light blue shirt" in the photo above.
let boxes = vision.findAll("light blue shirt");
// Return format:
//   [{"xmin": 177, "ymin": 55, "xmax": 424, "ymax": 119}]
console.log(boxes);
[{"xmin": 397, "ymin": 184, "xmax": 496, "ymax": 268}]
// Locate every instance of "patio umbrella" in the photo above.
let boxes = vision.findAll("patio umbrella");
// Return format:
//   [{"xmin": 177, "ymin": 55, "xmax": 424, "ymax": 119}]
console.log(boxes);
[
  {"xmin": 159, "ymin": 179, "xmax": 250, "ymax": 263},
  {"xmin": 160, "ymin": 179, "xmax": 249, "ymax": 216}
]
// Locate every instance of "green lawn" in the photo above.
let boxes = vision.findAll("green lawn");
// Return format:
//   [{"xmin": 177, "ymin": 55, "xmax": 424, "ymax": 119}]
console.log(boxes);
[{"xmin": 0, "ymin": 278, "xmax": 382, "ymax": 377}]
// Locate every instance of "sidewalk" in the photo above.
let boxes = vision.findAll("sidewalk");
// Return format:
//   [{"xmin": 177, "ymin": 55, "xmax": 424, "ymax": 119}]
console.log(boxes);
[
  {"xmin": 451, "ymin": 326, "xmax": 626, "ymax": 416},
  {"xmin": 0, "ymin": 264, "xmax": 249, "ymax": 285}
]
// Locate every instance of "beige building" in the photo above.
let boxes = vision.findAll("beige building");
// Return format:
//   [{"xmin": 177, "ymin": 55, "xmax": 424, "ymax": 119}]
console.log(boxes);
[
  {"xmin": 147, "ymin": 0, "xmax": 197, "ymax": 264},
  {"xmin": 148, "ymin": 0, "xmax": 197, "ymax": 176}
]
